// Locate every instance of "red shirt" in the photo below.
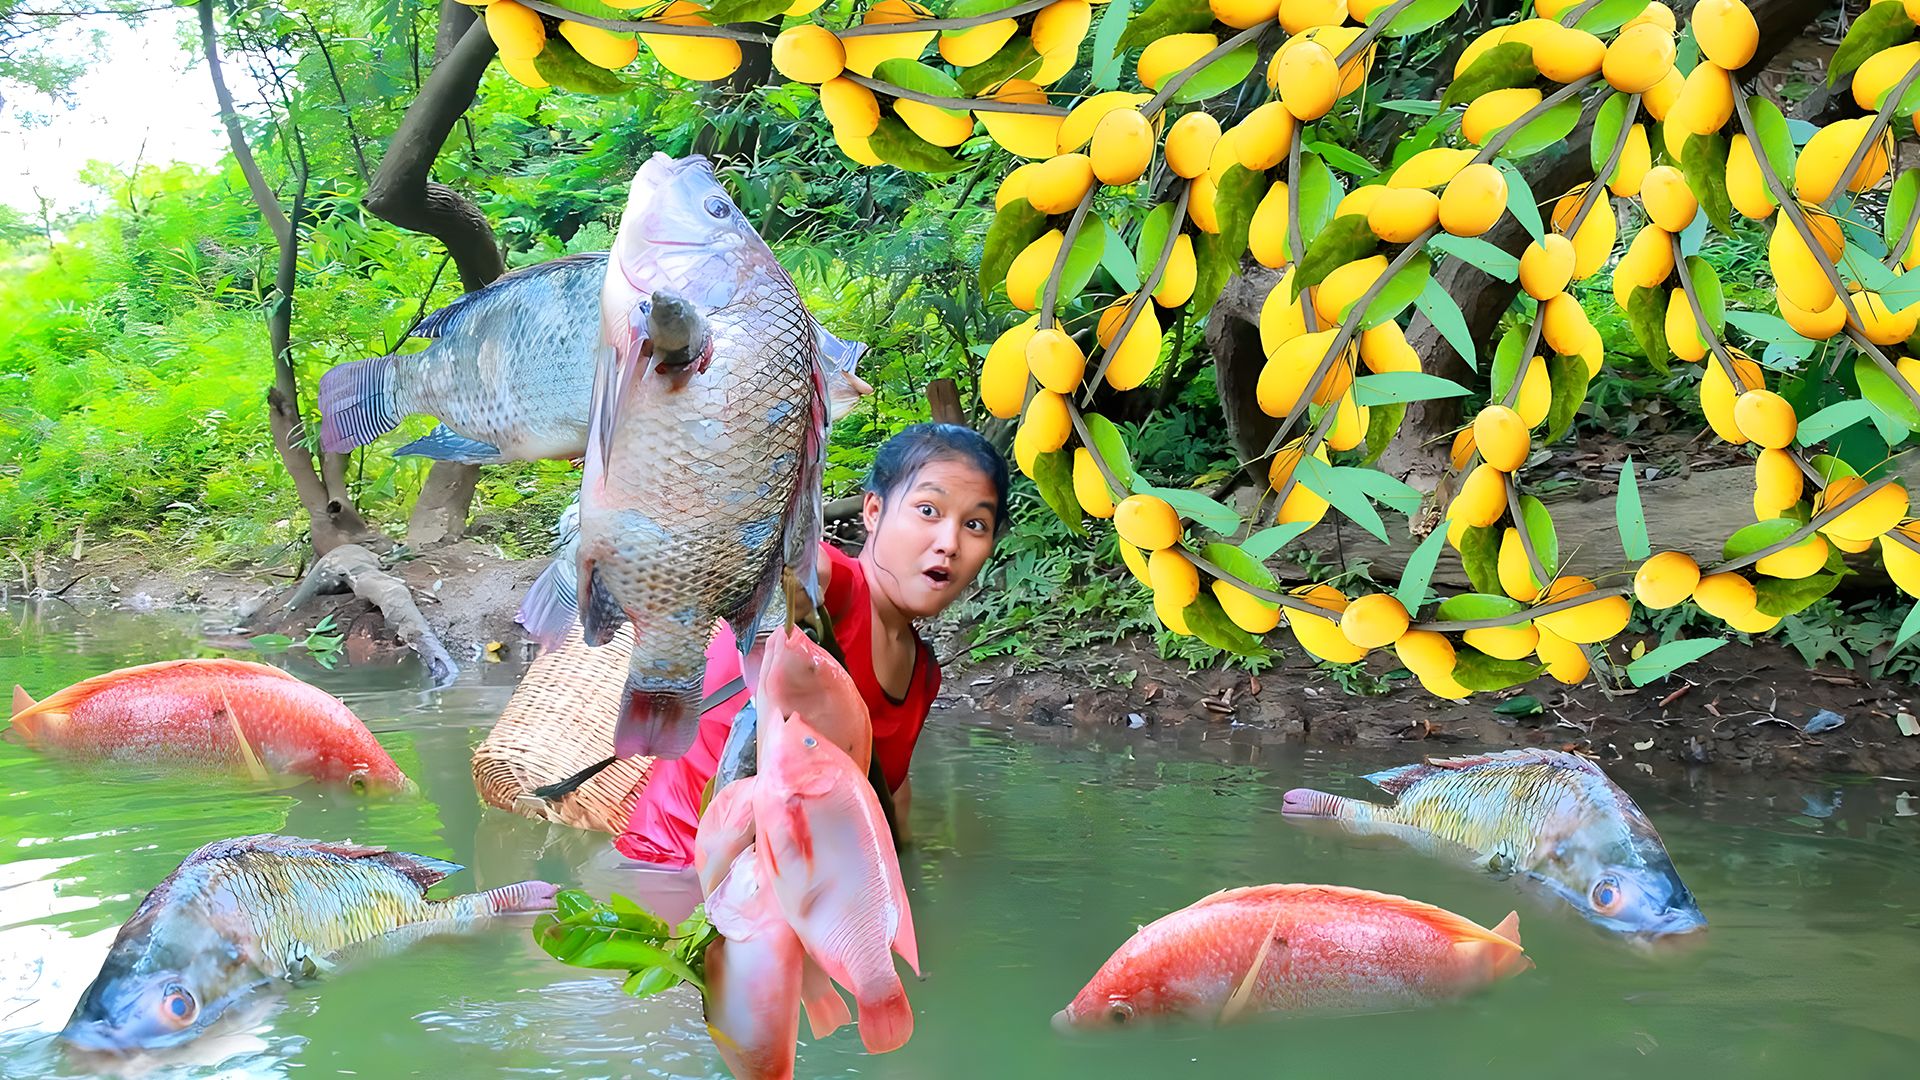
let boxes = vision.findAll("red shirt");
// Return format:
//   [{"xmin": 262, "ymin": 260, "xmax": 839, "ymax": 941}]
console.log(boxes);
[{"xmin": 613, "ymin": 542, "xmax": 940, "ymax": 869}]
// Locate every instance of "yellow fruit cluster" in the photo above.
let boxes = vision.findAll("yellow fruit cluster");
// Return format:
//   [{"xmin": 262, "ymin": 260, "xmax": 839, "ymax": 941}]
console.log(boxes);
[{"xmin": 476, "ymin": 1, "xmax": 760, "ymax": 87}]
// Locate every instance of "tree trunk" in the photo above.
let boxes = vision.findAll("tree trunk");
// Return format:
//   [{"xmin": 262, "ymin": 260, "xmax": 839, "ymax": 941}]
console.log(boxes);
[
  {"xmin": 365, "ymin": 7, "xmax": 504, "ymax": 546},
  {"xmin": 199, "ymin": 0, "xmax": 376, "ymax": 556}
]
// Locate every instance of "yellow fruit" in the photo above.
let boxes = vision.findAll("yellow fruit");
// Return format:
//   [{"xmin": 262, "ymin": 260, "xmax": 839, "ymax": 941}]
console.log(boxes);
[
  {"xmin": 1533, "ymin": 26, "xmax": 1606, "ymax": 84},
  {"xmin": 1449, "ymin": 463, "xmax": 1507, "ymax": 527},
  {"xmin": 1853, "ymin": 41, "xmax": 1920, "ymax": 110},
  {"xmin": 1281, "ymin": 0, "xmax": 1346, "ymax": 32},
  {"xmin": 1755, "ymin": 534, "xmax": 1829, "ymax": 579},
  {"xmin": 1030, "ymin": 0, "xmax": 1093, "ymax": 84},
  {"xmin": 1275, "ymin": 40, "xmax": 1340, "ymax": 121},
  {"xmin": 1090, "ymin": 110, "xmax": 1153, "ymax": 185},
  {"xmin": 897, "ymin": 96, "xmax": 974, "ymax": 148},
  {"xmin": 1154, "ymin": 589, "xmax": 1193, "ymax": 635},
  {"xmin": 1465, "ymin": 622, "xmax": 1541, "ymax": 661},
  {"xmin": 1390, "ymin": 147, "xmax": 1477, "ymax": 191},
  {"xmin": 642, "ymin": 3, "xmax": 745, "ymax": 81},
  {"xmin": 1732, "ymin": 389, "xmax": 1795, "ymax": 449},
  {"xmin": 1116, "ymin": 494, "xmax": 1181, "ymax": 550},
  {"xmin": 1616, "ymin": 224, "xmax": 1675, "ymax": 289},
  {"xmin": 1849, "ymin": 290, "xmax": 1920, "ymax": 345},
  {"xmin": 1438, "ymin": 164, "xmax": 1507, "ymax": 238},
  {"xmin": 1641, "ymin": 65, "xmax": 1684, "ymax": 121},
  {"xmin": 1641, "ymin": 165, "xmax": 1697, "ymax": 232},
  {"xmin": 1692, "ymin": 571, "xmax": 1757, "ymax": 622},
  {"xmin": 1367, "ymin": 187, "xmax": 1441, "ymax": 244},
  {"xmin": 1026, "ymin": 153, "xmax": 1096, "ymax": 214},
  {"xmin": 1359, "ymin": 321, "xmax": 1420, "ymax": 373},
  {"xmin": 1011, "ymin": 415, "xmax": 1044, "ymax": 477},
  {"xmin": 1701, "ymin": 352, "xmax": 1763, "ymax": 442},
  {"xmin": 1189, "ymin": 174, "xmax": 1220, "ymax": 233},
  {"xmin": 1603, "ymin": 21, "xmax": 1676, "ymax": 94},
  {"xmin": 1475, "ymin": 404, "xmax": 1529, "ymax": 472},
  {"xmin": 560, "ymin": 22, "xmax": 639, "ymax": 70},
  {"xmin": 1796, "ymin": 118, "xmax": 1892, "ymax": 203},
  {"xmin": 1449, "ymin": 428, "xmax": 1477, "ymax": 472},
  {"xmin": 1497, "ymin": 527, "xmax": 1541, "ymax": 602},
  {"xmin": 1258, "ymin": 330, "xmax": 1343, "ymax": 417},
  {"xmin": 841, "ymin": 0, "xmax": 934, "ymax": 78},
  {"xmin": 1454, "ymin": 26, "xmax": 1509, "ymax": 79},
  {"xmin": 1207, "ymin": 126, "xmax": 1245, "ymax": 187},
  {"xmin": 1336, "ymin": 184, "xmax": 1383, "ymax": 220},
  {"xmin": 1006, "ymin": 230, "xmax": 1063, "ymax": 311},
  {"xmin": 1667, "ymin": 61, "xmax": 1734, "ymax": 143},
  {"xmin": 1396, "ymin": 631, "xmax": 1471, "ymax": 698},
  {"xmin": 1138, "ymin": 33, "xmax": 1219, "ymax": 91},
  {"xmin": 1519, "ymin": 235, "xmax": 1576, "ymax": 301},
  {"xmin": 485, "ymin": 2, "xmax": 546, "ymax": 62},
  {"xmin": 1165, "ymin": 112, "xmax": 1222, "ymax": 179},
  {"xmin": 1625, "ymin": 2, "xmax": 1677, "ymax": 33},
  {"xmin": 1056, "ymin": 91, "xmax": 1152, "ymax": 154},
  {"xmin": 1882, "ymin": 524, "xmax": 1920, "ymax": 597},
  {"xmin": 1073, "ymin": 448, "xmax": 1115, "ymax": 518},
  {"xmin": 1216, "ymin": 579, "xmax": 1284, "ymax": 633},
  {"xmin": 1326, "ymin": 394, "xmax": 1369, "ymax": 451},
  {"xmin": 1818, "ymin": 476, "xmax": 1910, "ymax": 543},
  {"xmin": 1118, "ymin": 538, "xmax": 1153, "ymax": 585},
  {"xmin": 771, "ymin": 24, "xmax": 844, "ymax": 83},
  {"xmin": 1768, "ymin": 214, "xmax": 1840, "ymax": 312},
  {"xmin": 500, "ymin": 52, "xmax": 548, "ymax": 88},
  {"xmin": 1725, "ymin": 607, "xmax": 1781, "ymax": 634},
  {"xmin": 979, "ymin": 81, "xmax": 1064, "ymax": 160},
  {"xmin": 1025, "ymin": 327, "xmax": 1085, "ymax": 394},
  {"xmin": 1542, "ymin": 291, "xmax": 1594, "ymax": 358},
  {"xmin": 1314, "ymin": 255, "xmax": 1389, "ymax": 325},
  {"xmin": 1515, "ymin": 355, "xmax": 1550, "ymax": 428},
  {"xmin": 1214, "ymin": 0, "xmax": 1283, "ymax": 28},
  {"xmin": 1096, "ymin": 297, "xmax": 1166, "ymax": 390},
  {"xmin": 1463, "ymin": 88, "xmax": 1543, "ymax": 147},
  {"xmin": 1233, "ymin": 102, "xmax": 1297, "ymax": 172},
  {"xmin": 1258, "ymin": 273, "xmax": 1307, "ymax": 353},
  {"xmin": 981, "ymin": 317, "xmax": 1038, "ymax": 418},
  {"xmin": 1268, "ymin": 441, "xmax": 1332, "ymax": 523},
  {"xmin": 1022, "ymin": 389, "xmax": 1071, "ymax": 452},
  {"xmin": 1609, "ymin": 124, "xmax": 1652, "ymax": 198},
  {"xmin": 996, "ymin": 162, "xmax": 1042, "ymax": 208},
  {"xmin": 1149, "ymin": 548, "xmax": 1201, "ymax": 606},
  {"xmin": 1533, "ymin": 625, "xmax": 1590, "ymax": 684},
  {"xmin": 1289, "ymin": 585, "xmax": 1369, "ymax": 662},
  {"xmin": 1535, "ymin": 582, "xmax": 1631, "ymax": 644},
  {"xmin": 1634, "ymin": 551, "xmax": 1702, "ymax": 609},
  {"xmin": 1249, "ymin": 182, "xmax": 1293, "ymax": 268},
  {"xmin": 832, "ymin": 124, "xmax": 883, "ymax": 165},
  {"xmin": 1726, "ymin": 134, "xmax": 1774, "ymax": 219},
  {"xmin": 1340, "ymin": 593, "xmax": 1411, "ymax": 649},
  {"xmin": 939, "ymin": 20, "xmax": 1017, "ymax": 68},
  {"xmin": 1693, "ymin": 0, "xmax": 1759, "ymax": 70},
  {"xmin": 1666, "ymin": 288, "xmax": 1707, "ymax": 363},
  {"xmin": 1753, "ymin": 447, "xmax": 1805, "ymax": 517},
  {"xmin": 1155, "ymin": 235, "xmax": 1198, "ymax": 307},
  {"xmin": 1551, "ymin": 186, "xmax": 1617, "ymax": 280},
  {"xmin": 820, "ymin": 77, "xmax": 881, "ymax": 136}
]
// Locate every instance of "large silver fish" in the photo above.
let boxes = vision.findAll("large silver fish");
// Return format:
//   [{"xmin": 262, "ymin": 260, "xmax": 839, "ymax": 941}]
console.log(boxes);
[
  {"xmin": 556, "ymin": 153, "xmax": 827, "ymax": 761},
  {"xmin": 315, "ymin": 252, "xmax": 871, "ymax": 465},
  {"xmin": 61, "ymin": 835, "xmax": 556, "ymax": 1052},
  {"xmin": 1283, "ymin": 749, "xmax": 1706, "ymax": 937}
]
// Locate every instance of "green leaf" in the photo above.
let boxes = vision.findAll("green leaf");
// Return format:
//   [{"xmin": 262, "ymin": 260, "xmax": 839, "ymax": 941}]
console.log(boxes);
[
  {"xmin": 1239, "ymin": 522, "xmax": 1315, "ymax": 561},
  {"xmin": 1458, "ymin": 523, "xmax": 1501, "ymax": 594},
  {"xmin": 1193, "ymin": 164, "xmax": 1268, "ymax": 316},
  {"xmin": 624, "ymin": 966, "xmax": 682, "ymax": 999},
  {"xmin": 1754, "ymin": 572, "xmax": 1843, "ymax": 617},
  {"xmin": 1133, "ymin": 481, "xmax": 1241, "ymax": 535},
  {"xmin": 1395, "ymin": 527, "xmax": 1451, "ymax": 614},
  {"xmin": 703, "ymin": 0, "xmax": 793, "ymax": 23},
  {"xmin": 869, "ymin": 117, "xmax": 967, "ymax": 174},
  {"xmin": 1437, "ymin": 593, "xmax": 1528, "ymax": 622},
  {"xmin": 1493, "ymin": 159, "xmax": 1544, "ymax": 243},
  {"xmin": 1101, "ymin": 218, "xmax": 1141, "ymax": 293},
  {"xmin": 1888, "ymin": 170, "xmax": 1920, "ymax": 258},
  {"xmin": 1592, "ymin": 95, "xmax": 1630, "ymax": 179},
  {"xmin": 1856, "ymin": 355, "xmax": 1920, "ymax": 433},
  {"xmin": 1680, "ymin": 133, "xmax": 1734, "ymax": 236},
  {"xmin": 1343, "ymin": 465, "xmax": 1423, "ymax": 518},
  {"xmin": 1306, "ymin": 138, "xmax": 1382, "ymax": 178},
  {"xmin": 1829, "ymin": 3, "xmax": 1916, "ymax": 86},
  {"xmin": 1796, "ymin": 398, "xmax": 1879, "ymax": 444},
  {"xmin": 1493, "ymin": 693, "xmax": 1545, "ymax": 716},
  {"xmin": 1135, "ymin": 200, "xmax": 1176, "ymax": 275},
  {"xmin": 249, "ymin": 633, "xmax": 294, "ymax": 651},
  {"xmin": 1574, "ymin": 0, "xmax": 1653, "ymax": 34},
  {"xmin": 1723, "ymin": 517, "xmax": 1800, "ymax": 561},
  {"xmin": 1503, "ymin": 96, "xmax": 1582, "ymax": 160},
  {"xmin": 1058, "ymin": 220, "xmax": 1110, "ymax": 304},
  {"xmin": 1617, "ymin": 455, "xmax": 1649, "ymax": 560},
  {"xmin": 1517, "ymin": 494, "xmax": 1559, "ymax": 579},
  {"xmin": 1082, "ymin": 413, "xmax": 1137, "ymax": 490},
  {"xmin": 1032, "ymin": 449, "xmax": 1086, "ymax": 535},
  {"xmin": 1175, "ymin": 42, "xmax": 1259, "ymax": 104},
  {"xmin": 1627, "ymin": 286, "xmax": 1671, "ymax": 371},
  {"xmin": 1183, "ymin": 591, "xmax": 1271, "ymax": 656},
  {"xmin": 1724, "ymin": 310, "xmax": 1817, "ymax": 360},
  {"xmin": 873, "ymin": 60, "xmax": 967, "ymax": 118},
  {"xmin": 1427, "ymin": 234, "xmax": 1519, "ymax": 282},
  {"xmin": 1377, "ymin": 99, "xmax": 1442, "ymax": 115},
  {"xmin": 957, "ymin": 39, "xmax": 1042, "ymax": 96},
  {"xmin": 1361, "ymin": 400, "xmax": 1407, "ymax": 464},
  {"xmin": 1544, "ymin": 354, "xmax": 1588, "ymax": 446},
  {"xmin": 1351, "ymin": 372, "xmax": 1472, "ymax": 406},
  {"xmin": 1746, "ymin": 96, "xmax": 1796, "ymax": 190},
  {"xmin": 1442, "ymin": 42, "xmax": 1538, "ymax": 108},
  {"xmin": 1118, "ymin": 0, "xmax": 1214, "ymax": 50},
  {"xmin": 1453, "ymin": 648, "xmax": 1546, "ymax": 691},
  {"xmin": 1295, "ymin": 152, "xmax": 1342, "ymax": 242},
  {"xmin": 1380, "ymin": 0, "xmax": 1468, "ymax": 37},
  {"xmin": 1684, "ymin": 257, "xmax": 1726, "ymax": 335},
  {"xmin": 1808, "ymin": 453, "xmax": 1861, "ymax": 484},
  {"xmin": 1357, "ymin": 252, "xmax": 1430, "ymax": 329},
  {"xmin": 1201, "ymin": 541, "xmax": 1281, "ymax": 592},
  {"xmin": 1295, "ymin": 454, "xmax": 1389, "ymax": 542},
  {"xmin": 1087, "ymin": 0, "xmax": 1132, "ymax": 90},
  {"xmin": 531, "ymin": 36, "xmax": 635, "ymax": 96},
  {"xmin": 1293, "ymin": 214, "xmax": 1378, "ymax": 294},
  {"xmin": 1415, "ymin": 276, "xmax": 1476, "ymax": 369},
  {"xmin": 1893, "ymin": 601, "xmax": 1920, "ymax": 651},
  {"xmin": 979, "ymin": 198, "xmax": 1048, "ymax": 293},
  {"xmin": 1625, "ymin": 638, "xmax": 1727, "ymax": 686},
  {"xmin": 1490, "ymin": 323, "xmax": 1527, "ymax": 402}
]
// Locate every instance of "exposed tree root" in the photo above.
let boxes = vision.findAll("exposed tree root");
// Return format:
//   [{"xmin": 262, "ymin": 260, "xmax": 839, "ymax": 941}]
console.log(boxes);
[{"xmin": 285, "ymin": 544, "xmax": 459, "ymax": 686}]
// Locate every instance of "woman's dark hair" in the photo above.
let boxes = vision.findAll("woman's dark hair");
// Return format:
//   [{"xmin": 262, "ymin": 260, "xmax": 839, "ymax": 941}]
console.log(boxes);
[{"xmin": 864, "ymin": 422, "xmax": 1011, "ymax": 534}]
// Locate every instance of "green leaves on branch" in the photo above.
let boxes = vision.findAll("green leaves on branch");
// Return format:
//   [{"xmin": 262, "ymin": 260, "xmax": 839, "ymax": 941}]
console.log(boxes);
[
  {"xmin": 1442, "ymin": 43, "xmax": 1537, "ymax": 108},
  {"xmin": 1033, "ymin": 449, "xmax": 1087, "ymax": 536},
  {"xmin": 1680, "ymin": 134, "xmax": 1734, "ymax": 236},
  {"xmin": 869, "ymin": 117, "xmax": 967, "ymax": 174},
  {"xmin": 1829, "ymin": 3, "xmax": 1916, "ymax": 86},
  {"xmin": 1082, "ymin": 412, "xmax": 1137, "ymax": 490},
  {"xmin": 1452, "ymin": 648, "xmax": 1546, "ymax": 691},
  {"xmin": 1294, "ymin": 215, "xmax": 1377, "ymax": 294},
  {"xmin": 1176, "ymin": 44, "xmax": 1260, "ymax": 104},
  {"xmin": 533, "ymin": 890, "xmax": 715, "ymax": 999},
  {"xmin": 979, "ymin": 199, "xmax": 1048, "ymax": 294},
  {"xmin": 1376, "ymin": 0, "xmax": 1468, "ymax": 38},
  {"xmin": 1195, "ymin": 165, "xmax": 1268, "ymax": 316},
  {"xmin": 1118, "ymin": 0, "xmax": 1215, "ymax": 51},
  {"xmin": 532, "ymin": 37, "xmax": 634, "ymax": 96}
]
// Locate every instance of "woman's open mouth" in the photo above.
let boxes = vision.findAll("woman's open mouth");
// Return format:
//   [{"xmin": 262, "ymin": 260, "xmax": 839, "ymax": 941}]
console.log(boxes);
[{"xmin": 922, "ymin": 566, "xmax": 952, "ymax": 589}]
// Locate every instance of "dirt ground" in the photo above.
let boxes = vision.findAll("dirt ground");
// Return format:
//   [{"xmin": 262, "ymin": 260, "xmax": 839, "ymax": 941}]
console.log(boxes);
[{"xmin": 19, "ymin": 537, "xmax": 1919, "ymax": 779}]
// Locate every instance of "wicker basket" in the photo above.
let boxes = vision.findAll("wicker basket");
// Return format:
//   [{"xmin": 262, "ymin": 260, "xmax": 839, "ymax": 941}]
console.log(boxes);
[{"xmin": 471, "ymin": 624, "xmax": 652, "ymax": 834}]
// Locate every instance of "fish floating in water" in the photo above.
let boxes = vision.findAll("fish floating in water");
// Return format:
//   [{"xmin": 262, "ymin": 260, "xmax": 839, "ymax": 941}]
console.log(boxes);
[
  {"xmin": 8, "ymin": 658, "xmax": 410, "ymax": 792},
  {"xmin": 554, "ymin": 153, "xmax": 831, "ymax": 760},
  {"xmin": 1283, "ymin": 748, "xmax": 1706, "ymax": 937},
  {"xmin": 315, "ymin": 250, "xmax": 872, "ymax": 466},
  {"xmin": 61, "ymin": 835, "xmax": 556, "ymax": 1052},
  {"xmin": 1055, "ymin": 884, "xmax": 1529, "ymax": 1029}
]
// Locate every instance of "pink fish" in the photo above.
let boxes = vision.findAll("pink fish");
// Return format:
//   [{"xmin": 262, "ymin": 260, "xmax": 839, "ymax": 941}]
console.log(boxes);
[
  {"xmin": 751, "ymin": 710, "xmax": 917, "ymax": 1054},
  {"xmin": 8, "ymin": 659, "xmax": 410, "ymax": 792},
  {"xmin": 1055, "ymin": 884, "xmax": 1530, "ymax": 1029},
  {"xmin": 703, "ymin": 847, "xmax": 802, "ymax": 1080},
  {"xmin": 748, "ymin": 624, "xmax": 871, "ymax": 773}
]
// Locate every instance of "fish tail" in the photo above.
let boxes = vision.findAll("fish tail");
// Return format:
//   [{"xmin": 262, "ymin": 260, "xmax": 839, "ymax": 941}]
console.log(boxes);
[
  {"xmin": 852, "ymin": 982, "xmax": 914, "ymax": 1055},
  {"xmin": 613, "ymin": 671, "xmax": 702, "ymax": 760},
  {"xmin": 515, "ymin": 555, "xmax": 579, "ymax": 649},
  {"xmin": 1281, "ymin": 787, "xmax": 1373, "ymax": 820},
  {"xmin": 1491, "ymin": 910, "xmax": 1522, "ymax": 948},
  {"xmin": 317, "ymin": 354, "xmax": 402, "ymax": 452},
  {"xmin": 477, "ymin": 880, "xmax": 561, "ymax": 915},
  {"xmin": 801, "ymin": 957, "xmax": 852, "ymax": 1040}
]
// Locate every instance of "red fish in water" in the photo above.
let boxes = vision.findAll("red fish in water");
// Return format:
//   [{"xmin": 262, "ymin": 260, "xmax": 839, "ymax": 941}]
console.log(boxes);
[
  {"xmin": 8, "ymin": 659, "xmax": 410, "ymax": 792},
  {"xmin": 1055, "ymin": 884, "xmax": 1530, "ymax": 1029},
  {"xmin": 751, "ymin": 709, "xmax": 917, "ymax": 1054}
]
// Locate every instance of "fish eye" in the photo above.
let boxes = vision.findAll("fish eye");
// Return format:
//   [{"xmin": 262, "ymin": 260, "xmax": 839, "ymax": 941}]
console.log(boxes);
[
  {"xmin": 158, "ymin": 984, "xmax": 197, "ymax": 1027},
  {"xmin": 1591, "ymin": 876, "xmax": 1626, "ymax": 916},
  {"xmin": 1107, "ymin": 1002, "xmax": 1133, "ymax": 1025},
  {"xmin": 348, "ymin": 771, "xmax": 369, "ymax": 794},
  {"xmin": 704, "ymin": 195, "xmax": 731, "ymax": 219},
  {"xmin": 802, "ymin": 735, "xmax": 817, "ymax": 748}
]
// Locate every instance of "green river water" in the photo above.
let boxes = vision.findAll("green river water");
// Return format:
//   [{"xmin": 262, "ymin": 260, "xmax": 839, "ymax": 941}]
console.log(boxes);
[{"xmin": 2, "ymin": 599, "xmax": 1918, "ymax": 1079}]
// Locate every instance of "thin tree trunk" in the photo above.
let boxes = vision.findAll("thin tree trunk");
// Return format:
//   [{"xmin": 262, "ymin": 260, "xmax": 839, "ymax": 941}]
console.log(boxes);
[{"xmin": 303, "ymin": 12, "xmax": 371, "ymax": 188}]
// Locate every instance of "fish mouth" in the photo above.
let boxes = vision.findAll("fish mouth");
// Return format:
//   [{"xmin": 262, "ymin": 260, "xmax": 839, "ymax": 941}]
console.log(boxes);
[
  {"xmin": 1050, "ymin": 1007, "xmax": 1076, "ymax": 1033},
  {"xmin": 60, "ymin": 1017, "xmax": 198, "ymax": 1055}
]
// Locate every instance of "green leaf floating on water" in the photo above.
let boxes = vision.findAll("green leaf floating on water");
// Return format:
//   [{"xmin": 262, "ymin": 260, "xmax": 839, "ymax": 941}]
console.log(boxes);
[{"xmin": 534, "ymin": 889, "xmax": 715, "ymax": 996}]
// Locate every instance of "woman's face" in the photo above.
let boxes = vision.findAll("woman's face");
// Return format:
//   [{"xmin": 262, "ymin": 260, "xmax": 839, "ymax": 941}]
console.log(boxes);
[{"xmin": 862, "ymin": 458, "xmax": 999, "ymax": 621}]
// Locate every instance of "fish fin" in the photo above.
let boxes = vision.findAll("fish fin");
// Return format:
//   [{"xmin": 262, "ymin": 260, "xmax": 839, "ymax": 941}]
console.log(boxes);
[
  {"xmin": 852, "ymin": 983, "xmax": 914, "ymax": 1055},
  {"xmin": 705, "ymin": 863, "xmax": 761, "ymax": 941},
  {"xmin": 1185, "ymin": 884, "xmax": 1522, "ymax": 951},
  {"xmin": 613, "ymin": 674, "xmax": 701, "ymax": 760},
  {"xmin": 317, "ymin": 354, "xmax": 402, "ymax": 453},
  {"xmin": 1491, "ymin": 910, "xmax": 1522, "ymax": 948},
  {"xmin": 515, "ymin": 555, "xmax": 579, "ymax": 649},
  {"xmin": 816, "ymin": 321, "xmax": 872, "ymax": 422},
  {"xmin": 1220, "ymin": 910, "xmax": 1286, "ymax": 1026},
  {"xmin": 1365, "ymin": 749, "xmax": 1598, "ymax": 796},
  {"xmin": 478, "ymin": 880, "xmax": 560, "ymax": 914},
  {"xmin": 14, "ymin": 658, "xmax": 301, "ymax": 723},
  {"xmin": 412, "ymin": 253, "xmax": 609, "ymax": 338},
  {"xmin": 394, "ymin": 424, "xmax": 505, "ymax": 464},
  {"xmin": 578, "ymin": 563, "xmax": 626, "ymax": 648},
  {"xmin": 1453, "ymin": 925, "xmax": 1533, "ymax": 980},
  {"xmin": 12, "ymin": 685, "xmax": 34, "ymax": 716},
  {"xmin": 210, "ymin": 836, "xmax": 465, "ymax": 890},
  {"xmin": 888, "ymin": 859, "xmax": 921, "ymax": 976},
  {"xmin": 786, "ymin": 343, "xmax": 831, "ymax": 615},
  {"xmin": 1280, "ymin": 787, "xmax": 1373, "ymax": 818},
  {"xmin": 216, "ymin": 683, "xmax": 272, "ymax": 785},
  {"xmin": 801, "ymin": 956, "xmax": 852, "ymax": 1039}
]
